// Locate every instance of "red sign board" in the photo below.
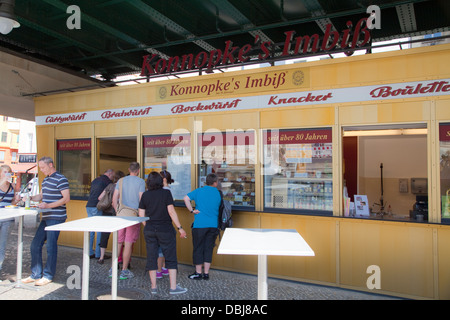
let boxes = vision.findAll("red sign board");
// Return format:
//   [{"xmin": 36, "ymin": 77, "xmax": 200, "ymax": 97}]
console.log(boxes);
[
  {"xmin": 265, "ymin": 129, "xmax": 332, "ymax": 145},
  {"xmin": 440, "ymin": 124, "xmax": 450, "ymax": 142},
  {"xmin": 143, "ymin": 134, "xmax": 190, "ymax": 148},
  {"xmin": 57, "ymin": 139, "xmax": 91, "ymax": 151},
  {"xmin": 141, "ymin": 18, "xmax": 370, "ymax": 77}
]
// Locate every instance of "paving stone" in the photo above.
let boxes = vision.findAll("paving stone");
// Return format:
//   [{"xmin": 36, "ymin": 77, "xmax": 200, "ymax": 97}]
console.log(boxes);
[{"xmin": 0, "ymin": 224, "xmax": 402, "ymax": 301}]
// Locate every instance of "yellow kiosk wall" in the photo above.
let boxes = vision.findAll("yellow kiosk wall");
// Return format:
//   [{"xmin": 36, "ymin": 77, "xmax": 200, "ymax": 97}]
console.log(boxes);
[{"xmin": 35, "ymin": 43, "xmax": 450, "ymax": 299}]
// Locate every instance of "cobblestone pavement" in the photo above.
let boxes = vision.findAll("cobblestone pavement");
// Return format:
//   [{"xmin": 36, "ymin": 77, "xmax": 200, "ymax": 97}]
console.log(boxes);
[{"xmin": 0, "ymin": 222, "xmax": 402, "ymax": 301}]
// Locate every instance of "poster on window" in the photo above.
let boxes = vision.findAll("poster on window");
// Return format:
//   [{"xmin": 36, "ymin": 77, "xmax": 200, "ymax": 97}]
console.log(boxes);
[
  {"xmin": 167, "ymin": 155, "xmax": 191, "ymax": 200},
  {"xmin": 354, "ymin": 195, "xmax": 370, "ymax": 216}
]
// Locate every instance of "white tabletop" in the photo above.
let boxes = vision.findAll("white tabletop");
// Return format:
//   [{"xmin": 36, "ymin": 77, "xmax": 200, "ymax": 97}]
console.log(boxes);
[
  {"xmin": 217, "ymin": 228, "xmax": 315, "ymax": 256},
  {"xmin": 45, "ymin": 216, "xmax": 148, "ymax": 233},
  {"xmin": 0, "ymin": 207, "xmax": 39, "ymax": 221}
]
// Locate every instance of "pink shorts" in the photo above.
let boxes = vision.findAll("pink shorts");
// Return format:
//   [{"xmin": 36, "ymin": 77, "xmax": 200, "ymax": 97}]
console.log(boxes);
[{"xmin": 118, "ymin": 224, "xmax": 141, "ymax": 243}]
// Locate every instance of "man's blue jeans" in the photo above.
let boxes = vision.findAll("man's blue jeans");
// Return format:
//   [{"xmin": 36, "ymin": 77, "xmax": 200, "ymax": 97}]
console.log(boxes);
[
  {"xmin": 86, "ymin": 207, "xmax": 102, "ymax": 257},
  {"xmin": 30, "ymin": 219, "xmax": 65, "ymax": 280}
]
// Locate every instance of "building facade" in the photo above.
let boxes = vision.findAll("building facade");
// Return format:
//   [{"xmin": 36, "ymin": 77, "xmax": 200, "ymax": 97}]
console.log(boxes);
[{"xmin": 34, "ymin": 43, "xmax": 450, "ymax": 299}]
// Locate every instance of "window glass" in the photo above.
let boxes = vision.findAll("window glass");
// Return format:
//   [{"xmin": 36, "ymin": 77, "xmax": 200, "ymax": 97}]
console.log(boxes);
[
  {"xmin": 56, "ymin": 139, "xmax": 91, "ymax": 199},
  {"xmin": 143, "ymin": 133, "xmax": 191, "ymax": 201},
  {"xmin": 440, "ymin": 123, "xmax": 450, "ymax": 223},
  {"xmin": 199, "ymin": 131, "xmax": 255, "ymax": 209},
  {"xmin": 343, "ymin": 125, "xmax": 427, "ymax": 222},
  {"xmin": 263, "ymin": 128, "xmax": 333, "ymax": 213}
]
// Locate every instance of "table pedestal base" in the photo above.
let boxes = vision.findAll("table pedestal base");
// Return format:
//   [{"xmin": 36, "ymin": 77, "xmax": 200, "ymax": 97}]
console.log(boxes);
[
  {"xmin": 257, "ymin": 255, "xmax": 268, "ymax": 300},
  {"xmin": 0, "ymin": 216, "xmax": 39, "ymax": 291},
  {"xmin": 81, "ymin": 230, "xmax": 119, "ymax": 300},
  {"xmin": 0, "ymin": 280, "xmax": 40, "ymax": 291}
]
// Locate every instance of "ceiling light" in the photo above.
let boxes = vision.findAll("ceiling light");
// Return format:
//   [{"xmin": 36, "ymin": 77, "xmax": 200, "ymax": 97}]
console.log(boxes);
[{"xmin": 0, "ymin": 0, "xmax": 20, "ymax": 35}]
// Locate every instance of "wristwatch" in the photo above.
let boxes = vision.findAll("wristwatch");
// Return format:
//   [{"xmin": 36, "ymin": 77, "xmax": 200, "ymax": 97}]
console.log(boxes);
[
  {"xmin": 177, "ymin": 226, "xmax": 183, "ymax": 230},
  {"xmin": 190, "ymin": 208, "xmax": 194, "ymax": 213}
]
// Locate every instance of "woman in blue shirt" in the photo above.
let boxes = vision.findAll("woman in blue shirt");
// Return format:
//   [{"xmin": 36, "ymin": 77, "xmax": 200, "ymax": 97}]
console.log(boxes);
[{"xmin": 184, "ymin": 173, "xmax": 221, "ymax": 280}]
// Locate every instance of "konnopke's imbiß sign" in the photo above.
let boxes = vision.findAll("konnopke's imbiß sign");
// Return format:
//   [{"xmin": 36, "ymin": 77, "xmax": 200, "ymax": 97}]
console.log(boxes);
[{"xmin": 140, "ymin": 18, "xmax": 371, "ymax": 77}]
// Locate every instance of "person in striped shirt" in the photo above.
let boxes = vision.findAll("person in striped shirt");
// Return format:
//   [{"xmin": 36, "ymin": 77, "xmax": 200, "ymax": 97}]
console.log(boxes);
[{"xmin": 22, "ymin": 156, "xmax": 70, "ymax": 286}]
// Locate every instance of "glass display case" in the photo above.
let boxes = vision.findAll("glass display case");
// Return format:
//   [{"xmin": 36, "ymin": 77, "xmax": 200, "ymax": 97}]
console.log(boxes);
[
  {"xmin": 143, "ymin": 133, "xmax": 191, "ymax": 201},
  {"xmin": 198, "ymin": 131, "xmax": 255, "ymax": 209},
  {"xmin": 263, "ymin": 128, "xmax": 333, "ymax": 213},
  {"xmin": 56, "ymin": 139, "xmax": 92, "ymax": 199}
]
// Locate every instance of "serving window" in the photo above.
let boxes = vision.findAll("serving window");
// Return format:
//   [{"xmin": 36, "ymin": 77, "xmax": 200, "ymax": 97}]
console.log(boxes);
[
  {"xmin": 198, "ymin": 131, "xmax": 255, "ymax": 209},
  {"xmin": 343, "ymin": 124, "xmax": 428, "ymax": 222},
  {"xmin": 143, "ymin": 133, "xmax": 191, "ymax": 201},
  {"xmin": 56, "ymin": 139, "xmax": 91, "ymax": 199},
  {"xmin": 263, "ymin": 128, "xmax": 333, "ymax": 214}
]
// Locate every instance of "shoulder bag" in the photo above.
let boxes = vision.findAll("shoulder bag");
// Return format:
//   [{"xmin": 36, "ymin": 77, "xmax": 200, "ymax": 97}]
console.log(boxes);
[
  {"xmin": 116, "ymin": 178, "xmax": 138, "ymax": 217},
  {"xmin": 96, "ymin": 183, "xmax": 113, "ymax": 212}
]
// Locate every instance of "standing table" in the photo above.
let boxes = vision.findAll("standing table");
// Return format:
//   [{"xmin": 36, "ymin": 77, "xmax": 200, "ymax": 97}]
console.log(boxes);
[
  {"xmin": 45, "ymin": 215, "xmax": 148, "ymax": 300},
  {"xmin": 0, "ymin": 207, "xmax": 39, "ymax": 290},
  {"xmin": 217, "ymin": 228, "xmax": 315, "ymax": 300}
]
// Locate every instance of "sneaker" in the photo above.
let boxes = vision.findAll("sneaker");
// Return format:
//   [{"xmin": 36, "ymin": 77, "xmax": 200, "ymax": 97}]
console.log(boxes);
[
  {"xmin": 150, "ymin": 286, "xmax": 158, "ymax": 295},
  {"xmin": 170, "ymin": 284, "xmax": 187, "ymax": 295},
  {"xmin": 188, "ymin": 272, "xmax": 203, "ymax": 280},
  {"xmin": 156, "ymin": 272, "xmax": 163, "ymax": 279},
  {"xmin": 202, "ymin": 273, "xmax": 209, "ymax": 280},
  {"xmin": 119, "ymin": 262, "xmax": 132, "ymax": 270},
  {"xmin": 35, "ymin": 277, "xmax": 52, "ymax": 286},
  {"xmin": 22, "ymin": 276, "xmax": 38, "ymax": 284},
  {"xmin": 161, "ymin": 268, "xmax": 169, "ymax": 276},
  {"xmin": 119, "ymin": 269, "xmax": 134, "ymax": 280}
]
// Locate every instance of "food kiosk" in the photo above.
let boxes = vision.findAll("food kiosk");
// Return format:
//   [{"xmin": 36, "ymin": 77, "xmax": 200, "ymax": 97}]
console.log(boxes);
[{"xmin": 34, "ymin": 42, "xmax": 450, "ymax": 299}]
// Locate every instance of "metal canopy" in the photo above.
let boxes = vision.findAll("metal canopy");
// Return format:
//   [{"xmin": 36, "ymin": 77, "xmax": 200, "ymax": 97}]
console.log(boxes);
[{"xmin": 1, "ymin": 0, "xmax": 449, "ymax": 84}]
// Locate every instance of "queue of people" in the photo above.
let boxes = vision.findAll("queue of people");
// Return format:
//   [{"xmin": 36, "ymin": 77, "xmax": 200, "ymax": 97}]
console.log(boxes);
[{"xmin": 0, "ymin": 157, "xmax": 223, "ymax": 296}]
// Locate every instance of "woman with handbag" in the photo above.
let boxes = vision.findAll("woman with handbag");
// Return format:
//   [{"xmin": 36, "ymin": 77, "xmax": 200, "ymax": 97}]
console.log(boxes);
[
  {"xmin": 97, "ymin": 170, "xmax": 125, "ymax": 264},
  {"xmin": 0, "ymin": 165, "xmax": 20, "ymax": 277}
]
